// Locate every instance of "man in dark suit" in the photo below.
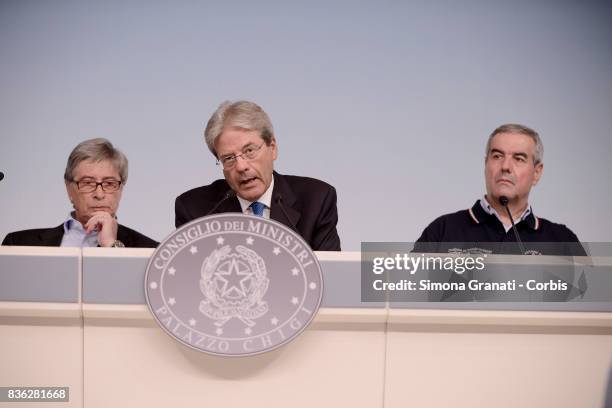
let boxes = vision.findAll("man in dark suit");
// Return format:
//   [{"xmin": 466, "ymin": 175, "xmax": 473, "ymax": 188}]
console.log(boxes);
[
  {"xmin": 2, "ymin": 138, "xmax": 157, "ymax": 248},
  {"xmin": 175, "ymin": 100, "xmax": 340, "ymax": 251}
]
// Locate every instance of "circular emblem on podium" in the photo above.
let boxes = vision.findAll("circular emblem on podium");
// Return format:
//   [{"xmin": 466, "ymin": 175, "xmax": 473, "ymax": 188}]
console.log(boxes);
[{"xmin": 145, "ymin": 214, "xmax": 323, "ymax": 357}]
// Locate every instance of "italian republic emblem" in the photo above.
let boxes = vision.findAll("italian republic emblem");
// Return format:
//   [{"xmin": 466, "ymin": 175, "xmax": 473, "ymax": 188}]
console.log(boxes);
[{"xmin": 145, "ymin": 214, "xmax": 323, "ymax": 357}]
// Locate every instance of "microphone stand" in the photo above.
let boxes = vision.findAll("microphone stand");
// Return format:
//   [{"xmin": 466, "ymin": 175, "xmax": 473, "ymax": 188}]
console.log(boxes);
[{"xmin": 499, "ymin": 196, "xmax": 526, "ymax": 255}]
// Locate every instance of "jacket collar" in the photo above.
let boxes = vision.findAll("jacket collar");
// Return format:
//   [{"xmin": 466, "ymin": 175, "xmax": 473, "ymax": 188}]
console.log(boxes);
[
  {"xmin": 39, "ymin": 225, "xmax": 66, "ymax": 246},
  {"xmin": 469, "ymin": 200, "xmax": 539, "ymax": 230},
  {"xmin": 270, "ymin": 172, "xmax": 301, "ymax": 229}
]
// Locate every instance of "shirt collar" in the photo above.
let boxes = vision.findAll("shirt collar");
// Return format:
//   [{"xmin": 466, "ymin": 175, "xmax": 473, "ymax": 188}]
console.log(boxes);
[
  {"xmin": 62, "ymin": 212, "xmax": 100, "ymax": 247},
  {"xmin": 469, "ymin": 197, "xmax": 539, "ymax": 230},
  {"xmin": 63, "ymin": 213, "xmax": 89, "ymax": 234},
  {"xmin": 63, "ymin": 211, "xmax": 119, "ymax": 231},
  {"xmin": 236, "ymin": 176, "xmax": 275, "ymax": 213}
]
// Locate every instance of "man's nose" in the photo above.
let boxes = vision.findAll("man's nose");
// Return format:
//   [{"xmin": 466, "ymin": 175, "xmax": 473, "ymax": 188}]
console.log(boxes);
[
  {"xmin": 501, "ymin": 156, "xmax": 513, "ymax": 172},
  {"xmin": 93, "ymin": 184, "xmax": 106, "ymax": 198},
  {"xmin": 234, "ymin": 155, "xmax": 250, "ymax": 172}
]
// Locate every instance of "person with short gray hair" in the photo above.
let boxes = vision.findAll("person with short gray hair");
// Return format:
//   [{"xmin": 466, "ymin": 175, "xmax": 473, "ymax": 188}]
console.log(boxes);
[
  {"xmin": 64, "ymin": 137, "xmax": 129, "ymax": 183},
  {"xmin": 175, "ymin": 100, "xmax": 341, "ymax": 251},
  {"xmin": 415, "ymin": 124, "xmax": 584, "ymax": 255},
  {"xmin": 2, "ymin": 138, "xmax": 158, "ymax": 248},
  {"xmin": 204, "ymin": 100, "xmax": 275, "ymax": 157},
  {"xmin": 485, "ymin": 123, "xmax": 544, "ymax": 165}
]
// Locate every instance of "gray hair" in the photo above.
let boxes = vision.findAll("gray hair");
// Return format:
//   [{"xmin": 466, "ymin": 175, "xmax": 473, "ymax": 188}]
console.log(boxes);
[
  {"xmin": 486, "ymin": 123, "xmax": 544, "ymax": 165},
  {"xmin": 204, "ymin": 100, "xmax": 275, "ymax": 157},
  {"xmin": 64, "ymin": 138, "xmax": 128, "ymax": 182}
]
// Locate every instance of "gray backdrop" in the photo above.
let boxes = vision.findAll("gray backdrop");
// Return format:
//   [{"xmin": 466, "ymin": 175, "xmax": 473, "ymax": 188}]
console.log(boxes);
[{"xmin": 1, "ymin": 0, "xmax": 611, "ymax": 250}]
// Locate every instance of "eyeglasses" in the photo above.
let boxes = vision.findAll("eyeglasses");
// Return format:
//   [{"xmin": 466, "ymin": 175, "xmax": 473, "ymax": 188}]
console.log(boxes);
[
  {"xmin": 216, "ymin": 142, "xmax": 265, "ymax": 170},
  {"xmin": 73, "ymin": 178, "xmax": 122, "ymax": 193}
]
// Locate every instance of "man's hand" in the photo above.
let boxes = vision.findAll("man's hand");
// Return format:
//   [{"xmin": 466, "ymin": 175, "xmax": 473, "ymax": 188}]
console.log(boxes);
[{"xmin": 85, "ymin": 211, "xmax": 119, "ymax": 247}]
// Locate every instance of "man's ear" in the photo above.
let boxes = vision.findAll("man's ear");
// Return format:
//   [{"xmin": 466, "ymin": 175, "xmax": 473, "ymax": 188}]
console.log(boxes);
[
  {"xmin": 270, "ymin": 137, "xmax": 278, "ymax": 160},
  {"xmin": 532, "ymin": 162, "xmax": 544, "ymax": 186},
  {"xmin": 65, "ymin": 180, "xmax": 75, "ymax": 206}
]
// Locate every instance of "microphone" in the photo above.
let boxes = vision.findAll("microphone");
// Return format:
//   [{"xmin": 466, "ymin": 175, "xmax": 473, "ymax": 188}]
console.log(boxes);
[
  {"xmin": 499, "ymin": 196, "xmax": 526, "ymax": 254},
  {"xmin": 0, "ymin": 171, "xmax": 4, "ymax": 181},
  {"xmin": 205, "ymin": 190, "xmax": 236, "ymax": 216},
  {"xmin": 275, "ymin": 194, "xmax": 298, "ymax": 232}
]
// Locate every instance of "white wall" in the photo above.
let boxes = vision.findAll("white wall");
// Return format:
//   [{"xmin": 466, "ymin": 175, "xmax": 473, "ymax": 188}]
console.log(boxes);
[{"xmin": 1, "ymin": 0, "xmax": 611, "ymax": 249}]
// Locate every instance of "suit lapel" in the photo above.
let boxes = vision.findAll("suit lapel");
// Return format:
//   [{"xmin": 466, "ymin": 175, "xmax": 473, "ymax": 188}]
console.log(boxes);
[
  {"xmin": 39, "ymin": 225, "xmax": 65, "ymax": 246},
  {"xmin": 196, "ymin": 184, "xmax": 242, "ymax": 218},
  {"xmin": 117, "ymin": 225, "xmax": 131, "ymax": 246},
  {"xmin": 216, "ymin": 195, "xmax": 242, "ymax": 214},
  {"xmin": 270, "ymin": 172, "xmax": 301, "ymax": 229}
]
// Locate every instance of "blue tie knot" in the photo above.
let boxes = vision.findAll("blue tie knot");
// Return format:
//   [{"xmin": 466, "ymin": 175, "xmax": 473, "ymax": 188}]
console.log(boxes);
[{"xmin": 249, "ymin": 201, "xmax": 265, "ymax": 217}]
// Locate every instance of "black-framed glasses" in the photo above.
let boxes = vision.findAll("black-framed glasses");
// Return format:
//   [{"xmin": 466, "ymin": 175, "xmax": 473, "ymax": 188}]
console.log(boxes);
[
  {"xmin": 73, "ymin": 179, "xmax": 122, "ymax": 193},
  {"xmin": 216, "ymin": 142, "xmax": 265, "ymax": 170}
]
